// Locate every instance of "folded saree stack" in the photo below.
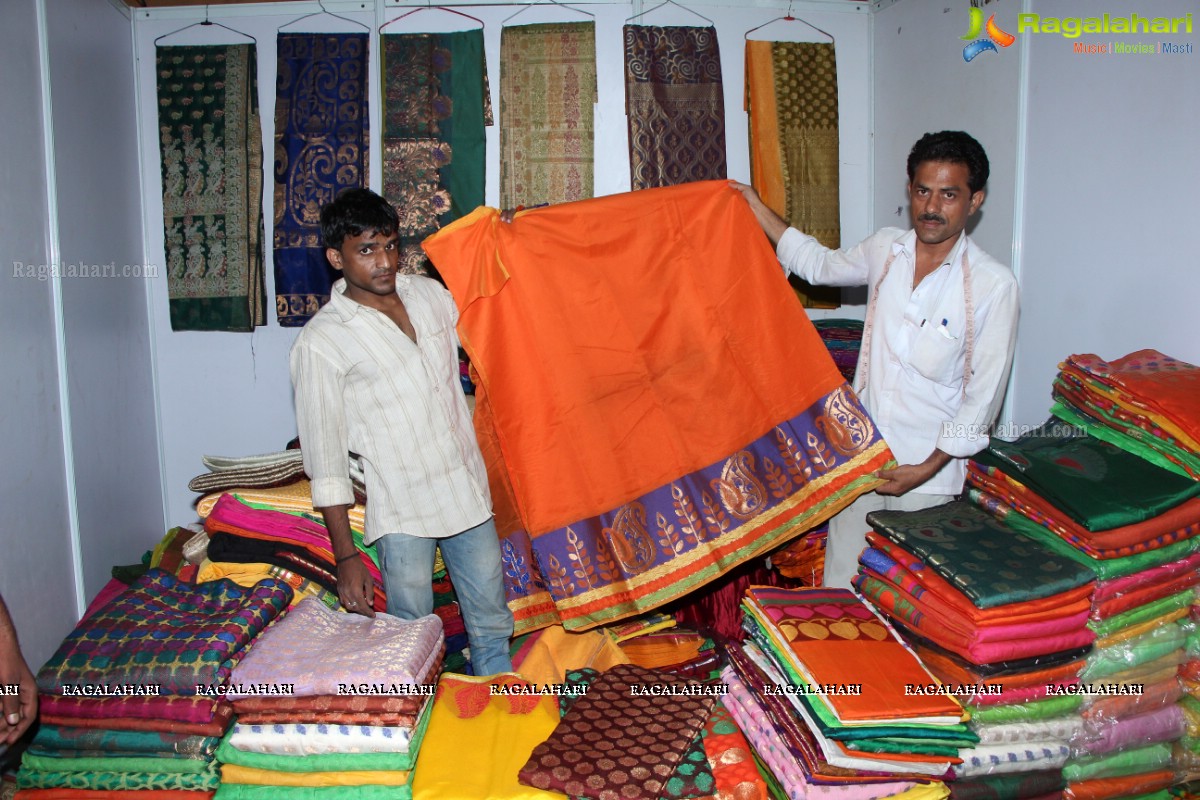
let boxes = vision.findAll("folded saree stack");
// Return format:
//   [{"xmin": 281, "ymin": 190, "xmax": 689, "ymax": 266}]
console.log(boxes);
[
  {"xmin": 964, "ymin": 424, "xmax": 1200, "ymax": 799},
  {"xmin": 853, "ymin": 500, "xmax": 1100, "ymax": 797},
  {"xmin": 214, "ymin": 597, "xmax": 444, "ymax": 800},
  {"xmin": 192, "ymin": 452, "xmax": 474, "ymax": 671},
  {"xmin": 16, "ymin": 569, "xmax": 292, "ymax": 799},
  {"xmin": 1050, "ymin": 349, "xmax": 1200, "ymax": 480},
  {"xmin": 721, "ymin": 586, "xmax": 976, "ymax": 799}
]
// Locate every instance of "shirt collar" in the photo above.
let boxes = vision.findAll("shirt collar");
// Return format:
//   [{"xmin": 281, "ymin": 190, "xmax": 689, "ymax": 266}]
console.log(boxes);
[
  {"xmin": 892, "ymin": 229, "xmax": 970, "ymax": 271},
  {"xmin": 325, "ymin": 275, "xmax": 412, "ymax": 322}
]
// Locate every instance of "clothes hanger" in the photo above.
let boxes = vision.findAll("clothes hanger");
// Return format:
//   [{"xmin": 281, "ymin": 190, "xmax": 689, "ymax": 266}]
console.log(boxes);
[
  {"xmin": 503, "ymin": 0, "xmax": 595, "ymax": 28},
  {"xmin": 278, "ymin": 0, "xmax": 370, "ymax": 33},
  {"xmin": 155, "ymin": 5, "xmax": 257, "ymax": 46},
  {"xmin": 743, "ymin": 2, "xmax": 834, "ymax": 42},
  {"xmin": 380, "ymin": 0, "xmax": 484, "ymax": 32},
  {"xmin": 625, "ymin": 0, "xmax": 714, "ymax": 27}
]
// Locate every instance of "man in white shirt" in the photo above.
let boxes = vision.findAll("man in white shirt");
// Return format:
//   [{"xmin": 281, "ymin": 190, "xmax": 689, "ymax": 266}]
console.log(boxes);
[
  {"xmin": 730, "ymin": 131, "xmax": 1019, "ymax": 588},
  {"xmin": 290, "ymin": 188, "xmax": 513, "ymax": 674}
]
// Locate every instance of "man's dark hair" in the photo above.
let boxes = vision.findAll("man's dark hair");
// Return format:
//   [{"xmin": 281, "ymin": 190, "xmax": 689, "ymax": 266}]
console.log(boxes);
[
  {"xmin": 320, "ymin": 188, "xmax": 400, "ymax": 249},
  {"xmin": 907, "ymin": 131, "xmax": 990, "ymax": 194}
]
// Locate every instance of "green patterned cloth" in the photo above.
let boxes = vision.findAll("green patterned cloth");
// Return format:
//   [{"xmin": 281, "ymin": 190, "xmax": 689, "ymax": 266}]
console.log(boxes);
[
  {"xmin": 29, "ymin": 724, "xmax": 217, "ymax": 759},
  {"xmin": 215, "ymin": 783, "xmax": 411, "ymax": 800},
  {"xmin": 970, "ymin": 489, "xmax": 1200, "ymax": 581},
  {"xmin": 383, "ymin": 30, "xmax": 489, "ymax": 278},
  {"xmin": 972, "ymin": 424, "xmax": 1200, "ymax": 530},
  {"xmin": 17, "ymin": 760, "xmax": 220, "ymax": 791},
  {"xmin": 866, "ymin": 500, "xmax": 1095, "ymax": 608},
  {"xmin": 156, "ymin": 43, "xmax": 265, "ymax": 332},
  {"xmin": 968, "ymin": 694, "xmax": 1083, "ymax": 725},
  {"xmin": 21, "ymin": 753, "xmax": 209, "ymax": 773}
]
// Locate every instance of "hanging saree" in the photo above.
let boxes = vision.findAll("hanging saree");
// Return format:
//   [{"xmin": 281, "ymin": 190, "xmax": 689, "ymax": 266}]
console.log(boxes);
[
  {"xmin": 156, "ymin": 44, "xmax": 265, "ymax": 331},
  {"xmin": 273, "ymin": 33, "xmax": 369, "ymax": 326},
  {"xmin": 422, "ymin": 181, "xmax": 893, "ymax": 632},
  {"xmin": 499, "ymin": 22, "xmax": 596, "ymax": 208},
  {"xmin": 624, "ymin": 25, "xmax": 727, "ymax": 190},
  {"xmin": 382, "ymin": 30, "xmax": 490, "ymax": 277},
  {"xmin": 745, "ymin": 39, "xmax": 840, "ymax": 308}
]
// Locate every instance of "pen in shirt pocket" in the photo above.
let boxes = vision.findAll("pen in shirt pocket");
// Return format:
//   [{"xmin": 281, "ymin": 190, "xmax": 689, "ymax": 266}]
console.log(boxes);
[{"xmin": 936, "ymin": 318, "xmax": 958, "ymax": 340}]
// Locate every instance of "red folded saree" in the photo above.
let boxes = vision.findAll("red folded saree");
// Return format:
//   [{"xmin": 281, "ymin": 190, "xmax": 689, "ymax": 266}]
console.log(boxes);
[{"xmin": 424, "ymin": 181, "xmax": 892, "ymax": 632}]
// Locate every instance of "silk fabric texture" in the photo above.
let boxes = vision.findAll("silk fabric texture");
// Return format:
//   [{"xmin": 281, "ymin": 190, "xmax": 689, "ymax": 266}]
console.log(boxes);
[
  {"xmin": 156, "ymin": 43, "xmax": 265, "ymax": 331},
  {"xmin": 422, "ymin": 181, "xmax": 893, "ymax": 633}
]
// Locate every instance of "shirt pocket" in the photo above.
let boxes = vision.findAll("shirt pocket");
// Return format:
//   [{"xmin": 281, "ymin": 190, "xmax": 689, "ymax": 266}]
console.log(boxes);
[{"xmin": 907, "ymin": 322, "xmax": 963, "ymax": 388}]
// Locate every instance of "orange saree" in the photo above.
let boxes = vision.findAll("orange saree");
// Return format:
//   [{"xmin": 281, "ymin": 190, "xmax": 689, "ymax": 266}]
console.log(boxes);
[{"xmin": 423, "ymin": 181, "xmax": 892, "ymax": 632}]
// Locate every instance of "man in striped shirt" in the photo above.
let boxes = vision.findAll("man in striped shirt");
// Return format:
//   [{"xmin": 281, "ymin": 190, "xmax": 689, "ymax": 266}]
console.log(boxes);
[{"xmin": 290, "ymin": 188, "xmax": 513, "ymax": 675}]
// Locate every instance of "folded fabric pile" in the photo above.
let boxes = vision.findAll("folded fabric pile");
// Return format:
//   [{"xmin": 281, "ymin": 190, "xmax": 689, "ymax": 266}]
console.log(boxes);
[
  {"xmin": 17, "ymin": 569, "xmax": 291, "ymax": 799},
  {"xmin": 414, "ymin": 664, "xmax": 769, "ymax": 800},
  {"xmin": 1050, "ymin": 349, "xmax": 1200, "ymax": 480},
  {"xmin": 852, "ymin": 501, "xmax": 1099, "ymax": 797},
  {"xmin": 812, "ymin": 319, "xmax": 864, "ymax": 384},
  {"xmin": 617, "ymin": 623, "xmax": 724, "ymax": 681},
  {"xmin": 193, "ymin": 455, "xmax": 476, "ymax": 671},
  {"xmin": 771, "ymin": 523, "xmax": 828, "ymax": 586},
  {"xmin": 724, "ymin": 586, "xmax": 976, "ymax": 799},
  {"xmin": 214, "ymin": 597, "xmax": 444, "ymax": 800},
  {"xmin": 965, "ymin": 425, "xmax": 1200, "ymax": 800}
]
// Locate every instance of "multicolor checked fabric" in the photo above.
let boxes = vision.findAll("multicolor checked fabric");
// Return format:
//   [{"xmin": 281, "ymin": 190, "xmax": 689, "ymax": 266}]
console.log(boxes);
[
  {"xmin": 156, "ymin": 43, "xmax": 265, "ymax": 332},
  {"xmin": 37, "ymin": 569, "xmax": 290, "ymax": 696},
  {"xmin": 499, "ymin": 22, "xmax": 596, "ymax": 208},
  {"xmin": 273, "ymin": 33, "xmax": 369, "ymax": 326},
  {"xmin": 624, "ymin": 25, "xmax": 726, "ymax": 190}
]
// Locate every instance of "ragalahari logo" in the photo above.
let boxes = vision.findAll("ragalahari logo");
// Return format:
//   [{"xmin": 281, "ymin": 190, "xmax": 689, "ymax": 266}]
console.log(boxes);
[{"xmin": 960, "ymin": 5, "xmax": 1015, "ymax": 61}]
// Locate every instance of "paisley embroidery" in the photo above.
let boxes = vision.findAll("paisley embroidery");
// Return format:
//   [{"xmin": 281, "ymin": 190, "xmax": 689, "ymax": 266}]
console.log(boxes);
[
  {"xmin": 603, "ymin": 502, "xmax": 655, "ymax": 574},
  {"xmin": 710, "ymin": 451, "xmax": 767, "ymax": 521},
  {"xmin": 817, "ymin": 385, "xmax": 875, "ymax": 456}
]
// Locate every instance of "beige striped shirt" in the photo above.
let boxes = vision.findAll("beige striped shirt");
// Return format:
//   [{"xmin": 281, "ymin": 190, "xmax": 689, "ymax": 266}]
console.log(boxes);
[{"xmin": 289, "ymin": 277, "xmax": 491, "ymax": 544}]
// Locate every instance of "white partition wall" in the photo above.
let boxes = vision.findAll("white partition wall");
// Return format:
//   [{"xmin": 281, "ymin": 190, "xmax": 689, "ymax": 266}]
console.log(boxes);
[
  {"xmin": 1011, "ymin": 0, "xmax": 1200, "ymax": 427},
  {"xmin": 129, "ymin": 0, "xmax": 874, "ymax": 529},
  {"xmin": 0, "ymin": 0, "xmax": 80, "ymax": 666}
]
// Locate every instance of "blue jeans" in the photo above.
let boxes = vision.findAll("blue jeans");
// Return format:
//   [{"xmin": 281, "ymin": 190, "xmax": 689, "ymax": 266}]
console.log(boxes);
[{"xmin": 375, "ymin": 518, "xmax": 514, "ymax": 675}]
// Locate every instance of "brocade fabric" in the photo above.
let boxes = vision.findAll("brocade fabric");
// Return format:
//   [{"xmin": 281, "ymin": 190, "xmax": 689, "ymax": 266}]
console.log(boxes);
[
  {"xmin": 745, "ymin": 39, "xmax": 840, "ymax": 308},
  {"xmin": 226, "ymin": 597, "xmax": 442, "ymax": 697},
  {"xmin": 383, "ymin": 30, "xmax": 489, "ymax": 277},
  {"xmin": 624, "ymin": 25, "xmax": 726, "ymax": 190},
  {"xmin": 157, "ymin": 44, "xmax": 265, "ymax": 331},
  {"xmin": 273, "ymin": 33, "xmax": 369, "ymax": 326},
  {"xmin": 518, "ymin": 664, "xmax": 715, "ymax": 799},
  {"xmin": 499, "ymin": 22, "xmax": 596, "ymax": 208}
]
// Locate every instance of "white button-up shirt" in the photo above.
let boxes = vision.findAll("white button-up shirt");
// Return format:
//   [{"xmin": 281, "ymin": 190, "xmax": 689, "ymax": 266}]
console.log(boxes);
[
  {"xmin": 777, "ymin": 226, "xmax": 1019, "ymax": 495},
  {"xmin": 289, "ymin": 276, "xmax": 491, "ymax": 543}
]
